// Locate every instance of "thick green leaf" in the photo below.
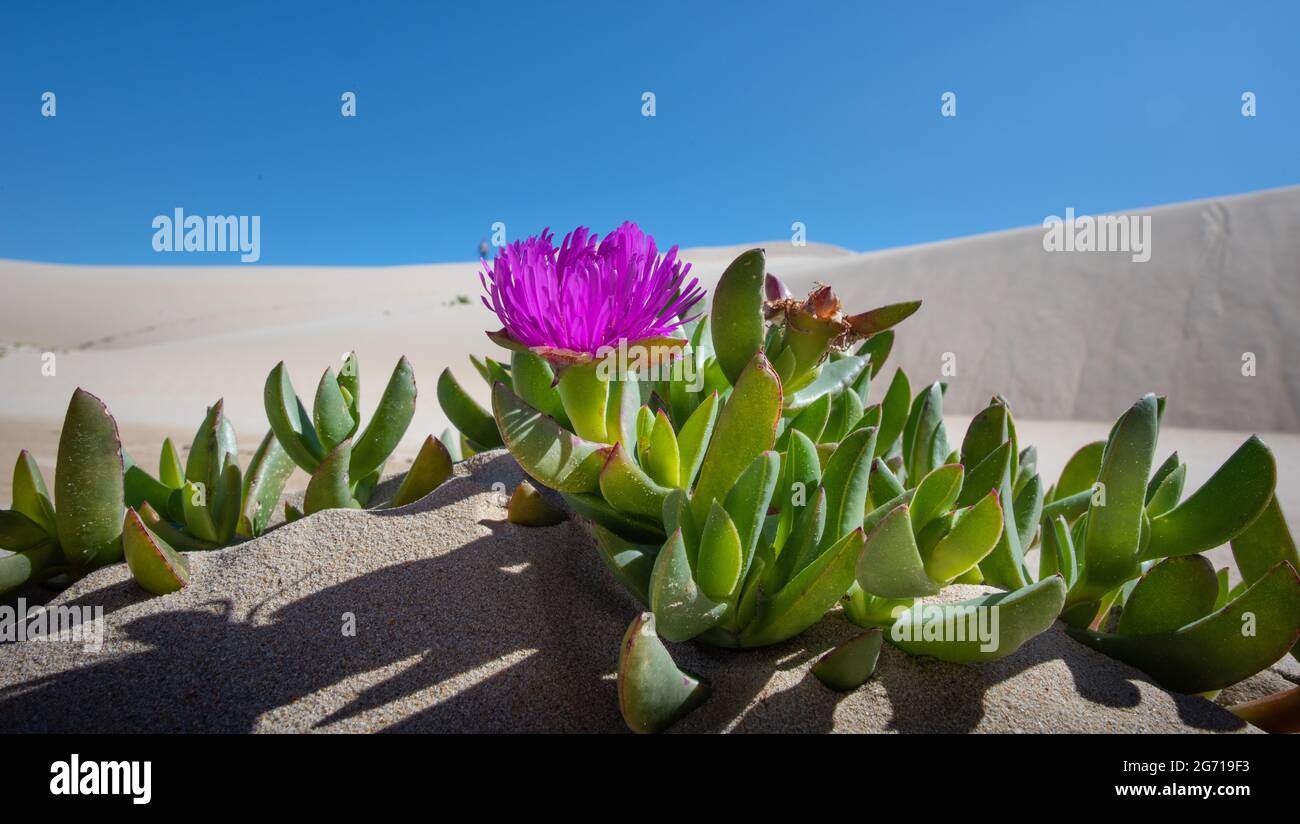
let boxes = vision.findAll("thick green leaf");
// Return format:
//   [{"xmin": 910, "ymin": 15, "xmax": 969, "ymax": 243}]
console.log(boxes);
[
  {"xmin": 846, "ymin": 300, "xmax": 922, "ymax": 337},
  {"xmin": 555, "ymin": 360, "xmax": 610, "ymax": 443},
  {"xmin": 238, "ymin": 430, "xmax": 297, "ymax": 537},
  {"xmin": 903, "ymin": 382, "xmax": 947, "ymax": 483},
  {"xmin": 1013, "ymin": 473, "xmax": 1044, "ymax": 549},
  {"xmin": 690, "ymin": 352, "xmax": 781, "ymax": 525},
  {"xmin": 820, "ymin": 426, "xmax": 877, "ymax": 549},
  {"xmin": 697, "ymin": 502, "xmax": 743, "ymax": 601},
  {"xmin": 350, "ymin": 357, "xmax": 418, "ymax": 480},
  {"xmin": 506, "ymin": 480, "xmax": 567, "ymax": 526},
  {"xmin": 710, "ymin": 248, "xmax": 767, "ymax": 386},
  {"xmin": 650, "ymin": 528, "xmax": 727, "ymax": 641},
  {"xmin": 1051, "ymin": 440, "xmax": 1106, "ymax": 503},
  {"xmin": 618, "ymin": 611, "xmax": 711, "ymax": 733},
  {"xmin": 1116, "ymin": 555, "xmax": 1218, "ymax": 636},
  {"xmin": 643, "ymin": 411, "xmax": 681, "ymax": 488},
  {"xmin": 909, "ymin": 464, "xmax": 964, "ymax": 535},
  {"xmin": 1231, "ymin": 495, "xmax": 1299, "ymax": 586},
  {"xmin": 0, "ymin": 509, "xmax": 51, "ymax": 551},
  {"xmin": 122, "ymin": 508, "xmax": 189, "ymax": 595},
  {"xmin": 158, "ymin": 439, "xmax": 185, "ymax": 489},
  {"xmin": 1075, "ymin": 394, "xmax": 1158, "ymax": 601},
  {"xmin": 926, "ymin": 489, "xmax": 1003, "ymax": 582},
  {"xmin": 856, "ymin": 330, "xmax": 894, "ymax": 378},
  {"xmin": 0, "ymin": 538, "xmax": 60, "ymax": 595},
  {"xmin": 304, "ymin": 440, "xmax": 361, "ymax": 515},
  {"xmin": 868, "ymin": 457, "xmax": 906, "ymax": 509},
  {"xmin": 722, "ymin": 451, "xmax": 780, "ymax": 581},
  {"xmin": 960, "ymin": 401, "xmax": 1010, "ymax": 470},
  {"xmin": 600, "ymin": 443, "xmax": 674, "ymax": 520},
  {"xmin": 740, "ymin": 526, "xmax": 866, "ymax": 647},
  {"xmin": 180, "ymin": 480, "xmax": 219, "ymax": 542},
  {"xmin": 784, "ymin": 355, "xmax": 867, "ymax": 414},
  {"xmin": 675, "ymin": 391, "xmax": 718, "ymax": 491},
  {"xmin": 312, "ymin": 368, "xmax": 356, "ymax": 452},
  {"xmin": 857, "ymin": 504, "xmax": 940, "ymax": 598},
  {"xmin": 264, "ymin": 361, "xmax": 325, "ymax": 472},
  {"xmin": 509, "ymin": 350, "xmax": 568, "ymax": 429},
  {"xmin": 1069, "ymin": 562, "xmax": 1300, "ymax": 693},
  {"xmin": 812, "ymin": 629, "xmax": 883, "ymax": 691},
  {"xmin": 875, "ymin": 368, "xmax": 911, "ymax": 458},
  {"xmin": 493, "ymin": 383, "xmax": 608, "ymax": 493},
  {"xmin": 588, "ymin": 522, "xmax": 657, "ymax": 604},
  {"xmin": 212, "ymin": 462, "xmax": 242, "ymax": 544},
  {"xmin": 137, "ymin": 501, "xmax": 217, "ymax": 551},
  {"xmin": 337, "ymin": 351, "xmax": 362, "ymax": 425},
  {"xmin": 822, "ymin": 385, "xmax": 865, "ymax": 444},
  {"xmin": 124, "ymin": 465, "xmax": 177, "ymax": 522},
  {"xmin": 185, "ymin": 399, "xmax": 237, "ymax": 493},
  {"xmin": 390, "ymin": 434, "xmax": 453, "ymax": 508},
  {"xmin": 12, "ymin": 450, "xmax": 57, "ymax": 536},
  {"xmin": 438, "ymin": 367, "xmax": 503, "ymax": 449},
  {"xmin": 564, "ymin": 492, "xmax": 664, "ymax": 544},
  {"xmin": 54, "ymin": 388, "xmax": 125, "ymax": 569},
  {"xmin": 889, "ymin": 576, "xmax": 1066, "ymax": 663},
  {"xmin": 1145, "ymin": 464, "xmax": 1186, "ymax": 518},
  {"xmin": 1142, "ymin": 436, "xmax": 1275, "ymax": 560}
]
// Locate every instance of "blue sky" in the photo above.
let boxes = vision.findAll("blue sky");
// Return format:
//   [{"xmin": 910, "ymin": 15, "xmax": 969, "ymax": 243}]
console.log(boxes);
[{"xmin": 1, "ymin": 1, "xmax": 1297, "ymax": 265}]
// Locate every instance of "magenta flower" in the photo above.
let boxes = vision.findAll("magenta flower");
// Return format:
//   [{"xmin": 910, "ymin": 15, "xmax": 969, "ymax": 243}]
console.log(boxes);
[{"xmin": 480, "ymin": 223, "xmax": 704, "ymax": 362}]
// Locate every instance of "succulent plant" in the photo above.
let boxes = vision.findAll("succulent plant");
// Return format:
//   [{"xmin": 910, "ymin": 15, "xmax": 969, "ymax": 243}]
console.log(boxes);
[
  {"xmin": 0, "ymin": 389, "xmax": 125, "ymax": 595},
  {"xmin": 123, "ymin": 400, "xmax": 296, "ymax": 549},
  {"xmin": 1037, "ymin": 393, "xmax": 1300, "ymax": 693},
  {"xmin": 264, "ymin": 352, "xmax": 419, "ymax": 515}
]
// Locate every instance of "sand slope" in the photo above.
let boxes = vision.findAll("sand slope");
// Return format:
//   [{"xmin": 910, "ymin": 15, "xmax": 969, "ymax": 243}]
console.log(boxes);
[{"xmin": 0, "ymin": 451, "xmax": 1273, "ymax": 734}]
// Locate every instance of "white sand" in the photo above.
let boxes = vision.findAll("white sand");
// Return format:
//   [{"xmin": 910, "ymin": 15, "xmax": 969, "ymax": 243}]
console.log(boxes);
[{"xmin": 0, "ymin": 450, "xmax": 1272, "ymax": 733}]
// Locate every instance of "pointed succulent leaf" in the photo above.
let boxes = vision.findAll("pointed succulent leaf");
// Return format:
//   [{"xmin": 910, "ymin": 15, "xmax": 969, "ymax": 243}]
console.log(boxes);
[
  {"xmin": 955, "ymin": 440, "xmax": 1010, "ymax": 509},
  {"xmin": 845, "ymin": 300, "xmax": 921, "ymax": 337},
  {"xmin": 903, "ymin": 382, "xmax": 947, "ymax": 483},
  {"xmin": 588, "ymin": 523, "xmax": 657, "ymax": 605},
  {"xmin": 960, "ymin": 401, "xmax": 1010, "ymax": 471},
  {"xmin": 855, "ymin": 330, "xmax": 894, "ymax": 378},
  {"xmin": 812, "ymin": 629, "xmax": 883, "ymax": 691},
  {"xmin": 213, "ymin": 462, "xmax": 242, "ymax": 544},
  {"xmin": 872, "ymin": 368, "xmax": 911, "ymax": 458},
  {"xmin": 1145, "ymin": 464, "xmax": 1186, "ymax": 518},
  {"xmin": 868, "ymin": 457, "xmax": 906, "ymax": 507},
  {"xmin": 122, "ymin": 508, "xmax": 189, "ymax": 595},
  {"xmin": 618, "ymin": 611, "xmax": 711, "ymax": 733},
  {"xmin": 1039, "ymin": 514, "xmax": 1079, "ymax": 587},
  {"xmin": 438, "ymin": 367, "xmax": 503, "ymax": 449},
  {"xmin": 1116, "ymin": 555, "xmax": 1218, "ymax": 636},
  {"xmin": 697, "ymin": 502, "xmax": 744, "ymax": 601},
  {"xmin": 1014, "ymin": 446, "xmax": 1038, "ymax": 496},
  {"xmin": 822, "ymin": 386, "xmax": 865, "ymax": 444},
  {"xmin": 493, "ymin": 383, "xmax": 607, "ymax": 493},
  {"xmin": 137, "ymin": 501, "xmax": 217, "ymax": 551},
  {"xmin": 1051, "ymin": 440, "xmax": 1106, "ymax": 503},
  {"xmin": 1013, "ymin": 473, "xmax": 1044, "ymax": 549},
  {"xmin": 740, "ymin": 527, "xmax": 865, "ymax": 647},
  {"xmin": 722, "ymin": 451, "xmax": 780, "ymax": 580},
  {"xmin": 124, "ymin": 465, "xmax": 177, "ymax": 523},
  {"xmin": 349, "ymin": 357, "xmax": 418, "ymax": 481},
  {"xmin": 926, "ymin": 489, "xmax": 1003, "ymax": 583},
  {"xmin": 337, "ymin": 351, "xmax": 362, "ymax": 423},
  {"xmin": 0, "ymin": 538, "xmax": 60, "ymax": 595},
  {"xmin": 563, "ymin": 492, "xmax": 664, "ymax": 545},
  {"xmin": 185, "ymin": 399, "xmax": 236, "ymax": 494},
  {"xmin": 650, "ymin": 529, "xmax": 727, "ymax": 641},
  {"xmin": 507, "ymin": 480, "xmax": 567, "ymax": 526},
  {"xmin": 820, "ymin": 426, "xmax": 877, "ymax": 549},
  {"xmin": 857, "ymin": 504, "xmax": 940, "ymax": 598},
  {"xmin": 670, "ymin": 391, "xmax": 717, "ymax": 491},
  {"xmin": 438, "ymin": 429, "xmax": 463, "ymax": 462},
  {"xmin": 0, "ymin": 509, "xmax": 51, "ymax": 551},
  {"xmin": 1075, "ymin": 394, "xmax": 1158, "ymax": 600},
  {"xmin": 710, "ymin": 249, "xmax": 767, "ymax": 386},
  {"xmin": 1068, "ymin": 561, "xmax": 1300, "ymax": 694},
  {"xmin": 643, "ymin": 411, "xmax": 681, "ymax": 488},
  {"xmin": 11, "ymin": 451, "xmax": 57, "ymax": 537},
  {"xmin": 555, "ymin": 360, "xmax": 609, "ymax": 443},
  {"xmin": 264, "ymin": 362, "xmax": 325, "ymax": 472},
  {"xmin": 390, "ymin": 434, "xmax": 454, "ymax": 508},
  {"xmin": 304, "ymin": 440, "xmax": 361, "ymax": 515},
  {"xmin": 54, "ymin": 389, "xmax": 125, "ymax": 569},
  {"xmin": 237, "ymin": 430, "xmax": 296, "ymax": 538},
  {"xmin": 909, "ymin": 464, "xmax": 964, "ymax": 535},
  {"xmin": 312, "ymin": 368, "xmax": 356, "ymax": 452},
  {"xmin": 781, "ymin": 393, "xmax": 831, "ymax": 447},
  {"xmin": 159, "ymin": 438, "xmax": 185, "ymax": 489},
  {"xmin": 771, "ymin": 486, "xmax": 828, "ymax": 587},
  {"xmin": 509, "ymin": 349, "xmax": 569, "ymax": 428},
  {"xmin": 606, "ymin": 375, "xmax": 640, "ymax": 457},
  {"xmin": 1230, "ymin": 495, "xmax": 1299, "ymax": 587},
  {"xmin": 181, "ymin": 481, "xmax": 220, "ymax": 542},
  {"xmin": 1145, "ymin": 451, "xmax": 1181, "ymax": 502},
  {"xmin": 889, "ymin": 576, "xmax": 1066, "ymax": 663},
  {"xmin": 1141, "ymin": 436, "xmax": 1275, "ymax": 561},
  {"xmin": 600, "ymin": 443, "xmax": 674, "ymax": 520},
  {"xmin": 783, "ymin": 354, "xmax": 867, "ymax": 414},
  {"xmin": 690, "ymin": 353, "xmax": 781, "ymax": 525}
]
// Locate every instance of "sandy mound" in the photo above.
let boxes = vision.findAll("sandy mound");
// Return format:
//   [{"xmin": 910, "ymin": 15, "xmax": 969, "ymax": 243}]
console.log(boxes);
[{"xmin": 0, "ymin": 451, "xmax": 1268, "ymax": 733}]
